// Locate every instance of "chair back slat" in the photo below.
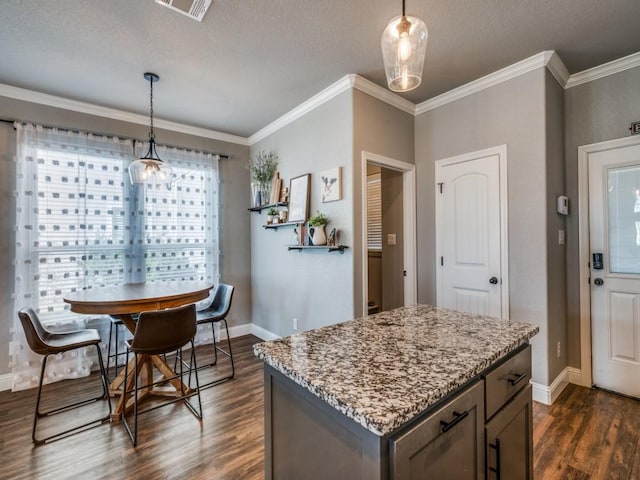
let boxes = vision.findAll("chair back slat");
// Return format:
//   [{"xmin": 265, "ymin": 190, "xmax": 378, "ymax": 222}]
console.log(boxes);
[{"xmin": 130, "ymin": 303, "xmax": 196, "ymax": 355}]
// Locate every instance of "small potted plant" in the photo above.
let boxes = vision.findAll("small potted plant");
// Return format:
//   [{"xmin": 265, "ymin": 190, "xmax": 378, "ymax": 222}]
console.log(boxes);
[
  {"xmin": 266, "ymin": 206, "xmax": 278, "ymax": 224},
  {"xmin": 307, "ymin": 211, "xmax": 328, "ymax": 245}
]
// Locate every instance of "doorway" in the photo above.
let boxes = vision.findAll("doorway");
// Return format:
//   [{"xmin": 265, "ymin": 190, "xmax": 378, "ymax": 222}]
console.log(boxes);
[
  {"xmin": 361, "ymin": 152, "xmax": 416, "ymax": 316},
  {"xmin": 579, "ymin": 136, "xmax": 640, "ymax": 397},
  {"xmin": 435, "ymin": 145, "xmax": 509, "ymax": 319}
]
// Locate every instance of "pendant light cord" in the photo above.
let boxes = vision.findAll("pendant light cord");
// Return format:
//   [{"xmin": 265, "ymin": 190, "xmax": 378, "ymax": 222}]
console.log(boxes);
[
  {"xmin": 149, "ymin": 78, "xmax": 155, "ymax": 142},
  {"xmin": 402, "ymin": 0, "xmax": 405, "ymax": 16}
]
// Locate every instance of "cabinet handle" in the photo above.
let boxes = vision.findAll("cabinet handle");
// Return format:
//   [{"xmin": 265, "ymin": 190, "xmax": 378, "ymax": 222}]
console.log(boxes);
[
  {"xmin": 488, "ymin": 439, "xmax": 501, "ymax": 480},
  {"xmin": 508, "ymin": 372, "xmax": 527, "ymax": 386},
  {"xmin": 439, "ymin": 410, "xmax": 468, "ymax": 432}
]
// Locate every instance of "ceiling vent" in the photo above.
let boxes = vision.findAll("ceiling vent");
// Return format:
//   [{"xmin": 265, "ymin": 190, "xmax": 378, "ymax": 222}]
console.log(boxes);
[{"xmin": 154, "ymin": 0, "xmax": 213, "ymax": 22}]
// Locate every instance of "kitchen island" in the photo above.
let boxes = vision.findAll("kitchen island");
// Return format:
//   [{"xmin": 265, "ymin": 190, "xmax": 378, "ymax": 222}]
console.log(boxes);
[{"xmin": 253, "ymin": 305, "xmax": 539, "ymax": 480}]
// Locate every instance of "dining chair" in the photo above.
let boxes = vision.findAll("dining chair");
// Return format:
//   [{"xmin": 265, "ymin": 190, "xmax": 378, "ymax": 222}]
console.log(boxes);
[
  {"xmin": 17, "ymin": 307, "xmax": 112, "ymax": 445},
  {"xmin": 194, "ymin": 283, "xmax": 235, "ymax": 389},
  {"xmin": 106, "ymin": 314, "xmax": 137, "ymax": 381},
  {"xmin": 121, "ymin": 303, "xmax": 202, "ymax": 446}
]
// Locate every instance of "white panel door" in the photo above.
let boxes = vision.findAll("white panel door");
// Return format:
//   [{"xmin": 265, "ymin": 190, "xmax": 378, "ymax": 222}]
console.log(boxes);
[
  {"xmin": 589, "ymin": 143, "xmax": 640, "ymax": 397},
  {"xmin": 436, "ymin": 151, "xmax": 504, "ymax": 318}
]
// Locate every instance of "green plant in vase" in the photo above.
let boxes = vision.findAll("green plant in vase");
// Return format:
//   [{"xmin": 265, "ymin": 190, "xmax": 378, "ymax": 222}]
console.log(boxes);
[
  {"xmin": 248, "ymin": 150, "xmax": 279, "ymax": 206},
  {"xmin": 307, "ymin": 211, "xmax": 328, "ymax": 245}
]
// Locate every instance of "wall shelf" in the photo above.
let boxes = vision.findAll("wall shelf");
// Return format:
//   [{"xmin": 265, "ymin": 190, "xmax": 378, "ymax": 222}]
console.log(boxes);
[
  {"xmin": 287, "ymin": 245, "xmax": 348, "ymax": 254},
  {"xmin": 248, "ymin": 202, "xmax": 288, "ymax": 214},
  {"xmin": 263, "ymin": 221, "xmax": 302, "ymax": 230}
]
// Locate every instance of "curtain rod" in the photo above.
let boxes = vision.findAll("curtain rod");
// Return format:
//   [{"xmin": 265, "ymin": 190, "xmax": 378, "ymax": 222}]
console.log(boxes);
[{"xmin": 0, "ymin": 118, "xmax": 231, "ymax": 159}]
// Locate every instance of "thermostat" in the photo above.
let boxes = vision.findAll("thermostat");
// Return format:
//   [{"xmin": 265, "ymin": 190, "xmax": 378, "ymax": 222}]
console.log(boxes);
[{"xmin": 557, "ymin": 196, "xmax": 568, "ymax": 215}]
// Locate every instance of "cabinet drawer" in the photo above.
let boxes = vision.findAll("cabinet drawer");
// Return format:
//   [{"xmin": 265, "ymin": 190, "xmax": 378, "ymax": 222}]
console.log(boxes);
[
  {"xmin": 483, "ymin": 345, "xmax": 531, "ymax": 420},
  {"xmin": 390, "ymin": 380, "xmax": 484, "ymax": 480}
]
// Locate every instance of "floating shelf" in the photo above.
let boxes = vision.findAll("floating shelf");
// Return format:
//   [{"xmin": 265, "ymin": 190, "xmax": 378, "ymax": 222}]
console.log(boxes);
[
  {"xmin": 263, "ymin": 221, "xmax": 302, "ymax": 230},
  {"xmin": 248, "ymin": 202, "xmax": 288, "ymax": 213},
  {"xmin": 287, "ymin": 245, "xmax": 349, "ymax": 254}
]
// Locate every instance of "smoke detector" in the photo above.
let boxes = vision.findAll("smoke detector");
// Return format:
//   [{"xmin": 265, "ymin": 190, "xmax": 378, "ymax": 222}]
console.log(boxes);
[{"xmin": 154, "ymin": 0, "xmax": 213, "ymax": 22}]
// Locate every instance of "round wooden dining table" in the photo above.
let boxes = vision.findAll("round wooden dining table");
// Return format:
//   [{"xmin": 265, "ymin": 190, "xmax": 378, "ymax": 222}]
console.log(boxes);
[{"xmin": 64, "ymin": 281, "xmax": 213, "ymax": 422}]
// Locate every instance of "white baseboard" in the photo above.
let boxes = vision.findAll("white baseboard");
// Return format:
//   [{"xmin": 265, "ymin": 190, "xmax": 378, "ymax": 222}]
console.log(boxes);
[
  {"xmin": 531, "ymin": 367, "xmax": 571, "ymax": 405},
  {"xmin": 223, "ymin": 323, "xmax": 252, "ymax": 340},
  {"xmin": 250, "ymin": 323, "xmax": 281, "ymax": 341},
  {"xmin": 0, "ymin": 373, "xmax": 11, "ymax": 392},
  {"xmin": 566, "ymin": 366, "xmax": 586, "ymax": 387}
]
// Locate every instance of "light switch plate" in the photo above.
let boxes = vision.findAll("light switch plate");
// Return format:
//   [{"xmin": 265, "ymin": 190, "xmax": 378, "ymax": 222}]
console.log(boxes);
[{"xmin": 387, "ymin": 233, "xmax": 396, "ymax": 245}]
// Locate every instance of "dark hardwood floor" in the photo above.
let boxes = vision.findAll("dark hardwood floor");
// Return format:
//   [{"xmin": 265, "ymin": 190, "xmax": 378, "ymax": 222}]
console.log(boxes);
[{"xmin": 1, "ymin": 335, "xmax": 639, "ymax": 479}]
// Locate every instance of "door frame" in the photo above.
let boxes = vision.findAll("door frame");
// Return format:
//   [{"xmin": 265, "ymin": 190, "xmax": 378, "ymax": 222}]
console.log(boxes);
[
  {"xmin": 435, "ymin": 145, "xmax": 510, "ymax": 319},
  {"xmin": 577, "ymin": 135, "xmax": 640, "ymax": 389},
  {"xmin": 360, "ymin": 151, "xmax": 417, "ymax": 316}
]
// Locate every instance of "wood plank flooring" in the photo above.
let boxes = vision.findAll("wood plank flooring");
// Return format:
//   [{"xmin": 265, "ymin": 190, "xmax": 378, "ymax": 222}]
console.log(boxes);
[{"xmin": 1, "ymin": 335, "xmax": 639, "ymax": 479}]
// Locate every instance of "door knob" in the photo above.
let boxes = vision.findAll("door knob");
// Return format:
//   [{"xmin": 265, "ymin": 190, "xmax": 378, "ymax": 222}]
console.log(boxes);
[
  {"xmin": 489, "ymin": 277, "xmax": 498, "ymax": 285},
  {"xmin": 594, "ymin": 278, "xmax": 604, "ymax": 286}
]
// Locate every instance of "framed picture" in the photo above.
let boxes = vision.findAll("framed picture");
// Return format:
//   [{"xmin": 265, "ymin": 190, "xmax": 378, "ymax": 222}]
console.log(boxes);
[
  {"xmin": 288, "ymin": 173, "xmax": 311, "ymax": 223},
  {"xmin": 321, "ymin": 167, "xmax": 342, "ymax": 202}
]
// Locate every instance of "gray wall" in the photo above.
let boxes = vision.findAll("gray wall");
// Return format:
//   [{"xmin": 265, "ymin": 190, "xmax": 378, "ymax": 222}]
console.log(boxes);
[
  {"xmin": 353, "ymin": 90, "xmax": 414, "ymax": 317},
  {"xmin": 415, "ymin": 69, "xmax": 553, "ymax": 385},
  {"xmin": 564, "ymin": 65, "xmax": 640, "ymax": 368},
  {"xmin": 381, "ymin": 167, "xmax": 404, "ymax": 311},
  {"xmin": 545, "ymin": 70, "xmax": 568, "ymax": 382},
  {"xmin": 250, "ymin": 91, "xmax": 354, "ymax": 336},
  {"xmin": 0, "ymin": 96, "xmax": 251, "ymax": 376}
]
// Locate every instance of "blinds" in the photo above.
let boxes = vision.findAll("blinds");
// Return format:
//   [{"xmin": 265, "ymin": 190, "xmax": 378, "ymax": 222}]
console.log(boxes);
[{"xmin": 367, "ymin": 172, "xmax": 382, "ymax": 250}]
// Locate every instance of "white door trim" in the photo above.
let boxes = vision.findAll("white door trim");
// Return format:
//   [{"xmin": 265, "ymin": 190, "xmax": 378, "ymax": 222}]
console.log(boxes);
[
  {"xmin": 577, "ymin": 135, "xmax": 640, "ymax": 389},
  {"xmin": 435, "ymin": 145, "xmax": 510, "ymax": 319},
  {"xmin": 361, "ymin": 151, "xmax": 417, "ymax": 316}
]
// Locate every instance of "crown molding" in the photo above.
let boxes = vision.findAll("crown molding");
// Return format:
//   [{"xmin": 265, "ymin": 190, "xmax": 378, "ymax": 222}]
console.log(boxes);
[
  {"xmin": 0, "ymin": 83, "xmax": 249, "ymax": 146},
  {"xmin": 416, "ymin": 51, "xmax": 555, "ymax": 115},
  {"xmin": 248, "ymin": 76, "xmax": 354, "ymax": 145},
  {"xmin": 566, "ymin": 51, "xmax": 640, "ymax": 89},
  {"xmin": 248, "ymin": 74, "xmax": 414, "ymax": 145},
  {"xmin": 545, "ymin": 51, "xmax": 570, "ymax": 87},
  {"xmin": 350, "ymin": 75, "xmax": 416, "ymax": 115}
]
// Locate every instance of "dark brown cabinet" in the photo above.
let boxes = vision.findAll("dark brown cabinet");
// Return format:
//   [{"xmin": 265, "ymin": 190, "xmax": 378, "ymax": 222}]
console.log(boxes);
[
  {"xmin": 390, "ymin": 381, "xmax": 485, "ymax": 480},
  {"xmin": 485, "ymin": 385, "xmax": 534, "ymax": 480}
]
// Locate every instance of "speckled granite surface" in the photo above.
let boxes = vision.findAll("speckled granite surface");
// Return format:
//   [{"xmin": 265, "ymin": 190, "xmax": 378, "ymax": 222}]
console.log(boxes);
[{"xmin": 253, "ymin": 304, "xmax": 539, "ymax": 436}]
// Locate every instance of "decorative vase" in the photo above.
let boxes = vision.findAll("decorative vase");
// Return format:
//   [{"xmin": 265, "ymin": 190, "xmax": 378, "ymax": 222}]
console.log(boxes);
[
  {"xmin": 309, "ymin": 224, "xmax": 327, "ymax": 246},
  {"xmin": 260, "ymin": 182, "xmax": 272, "ymax": 206}
]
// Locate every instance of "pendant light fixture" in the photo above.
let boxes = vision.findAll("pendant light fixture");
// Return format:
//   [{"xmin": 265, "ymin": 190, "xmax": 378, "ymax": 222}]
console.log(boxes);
[
  {"xmin": 380, "ymin": 0, "xmax": 428, "ymax": 92},
  {"xmin": 128, "ymin": 72, "xmax": 173, "ymax": 185}
]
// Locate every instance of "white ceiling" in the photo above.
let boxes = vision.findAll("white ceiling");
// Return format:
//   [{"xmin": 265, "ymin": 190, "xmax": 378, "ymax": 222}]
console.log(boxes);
[{"xmin": 1, "ymin": 0, "xmax": 639, "ymax": 139}]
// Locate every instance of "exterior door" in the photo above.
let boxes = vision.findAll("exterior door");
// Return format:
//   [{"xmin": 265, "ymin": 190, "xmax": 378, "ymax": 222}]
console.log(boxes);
[
  {"xmin": 436, "ymin": 147, "xmax": 507, "ymax": 319},
  {"xmin": 589, "ymin": 142, "xmax": 640, "ymax": 397}
]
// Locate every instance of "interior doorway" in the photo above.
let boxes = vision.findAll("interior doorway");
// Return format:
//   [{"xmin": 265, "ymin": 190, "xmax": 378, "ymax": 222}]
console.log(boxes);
[{"xmin": 361, "ymin": 152, "xmax": 416, "ymax": 316}]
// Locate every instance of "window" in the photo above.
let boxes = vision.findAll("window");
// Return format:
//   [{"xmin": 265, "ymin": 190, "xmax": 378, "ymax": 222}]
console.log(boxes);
[{"xmin": 15, "ymin": 124, "xmax": 219, "ymax": 324}]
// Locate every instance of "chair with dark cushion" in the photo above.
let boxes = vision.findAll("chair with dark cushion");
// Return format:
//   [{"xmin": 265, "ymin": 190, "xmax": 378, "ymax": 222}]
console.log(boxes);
[
  {"xmin": 18, "ymin": 307, "xmax": 112, "ymax": 445},
  {"xmin": 195, "ymin": 283, "xmax": 235, "ymax": 389},
  {"xmin": 121, "ymin": 303, "xmax": 202, "ymax": 446}
]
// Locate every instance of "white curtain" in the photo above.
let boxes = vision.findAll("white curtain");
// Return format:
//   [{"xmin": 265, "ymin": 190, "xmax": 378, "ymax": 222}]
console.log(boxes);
[{"xmin": 11, "ymin": 123, "xmax": 220, "ymax": 391}]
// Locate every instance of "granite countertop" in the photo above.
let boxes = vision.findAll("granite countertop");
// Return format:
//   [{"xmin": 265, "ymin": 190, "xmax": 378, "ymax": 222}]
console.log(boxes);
[{"xmin": 253, "ymin": 304, "xmax": 539, "ymax": 436}]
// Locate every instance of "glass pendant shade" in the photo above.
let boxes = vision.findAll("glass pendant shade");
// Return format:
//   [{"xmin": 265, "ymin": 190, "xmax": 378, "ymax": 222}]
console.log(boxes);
[
  {"xmin": 381, "ymin": 14, "xmax": 428, "ymax": 92},
  {"xmin": 129, "ymin": 72, "xmax": 173, "ymax": 185},
  {"xmin": 128, "ymin": 141, "xmax": 173, "ymax": 185}
]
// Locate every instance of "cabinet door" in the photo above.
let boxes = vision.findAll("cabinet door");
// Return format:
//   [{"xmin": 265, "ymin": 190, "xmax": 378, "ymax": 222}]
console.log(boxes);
[
  {"xmin": 485, "ymin": 384, "xmax": 533, "ymax": 480},
  {"xmin": 390, "ymin": 381, "xmax": 484, "ymax": 480}
]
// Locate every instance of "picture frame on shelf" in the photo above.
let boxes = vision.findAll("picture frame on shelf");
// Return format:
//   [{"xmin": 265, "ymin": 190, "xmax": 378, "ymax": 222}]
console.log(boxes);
[
  {"xmin": 288, "ymin": 173, "xmax": 311, "ymax": 224},
  {"xmin": 320, "ymin": 166, "xmax": 342, "ymax": 202}
]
